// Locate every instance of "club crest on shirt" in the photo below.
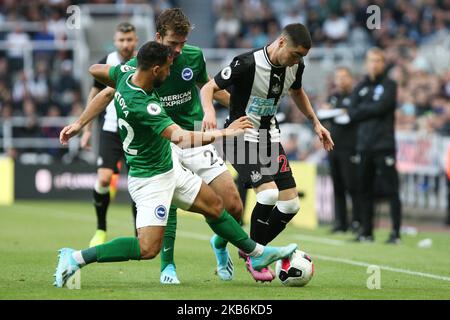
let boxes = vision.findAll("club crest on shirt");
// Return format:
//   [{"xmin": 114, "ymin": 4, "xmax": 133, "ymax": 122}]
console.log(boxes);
[
  {"xmin": 373, "ymin": 85, "xmax": 384, "ymax": 101},
  {"xmin": 120, "ymin": 65, "xmax": 135, "ymax": 72},
  {"xmin": 250, "ymin": 170, "xmax": 262, "ymax": 183},
  {"xmin": 271, "ymin": 83, "xmax": 281, "ymax": 95},
  {"xmin": 221, "ymin": 66, "xmax": 232, "ymax": 80},
  {"xmin": 359, "ymin": 87, "xmax": 369, "ymax": 96},
  {"xmin": 147, "ymin": 103, "xmax": 161, "ymax": 115},
  {"xmin": 181, "ymin": 67, "xmax": 193, "ymax": 81}
]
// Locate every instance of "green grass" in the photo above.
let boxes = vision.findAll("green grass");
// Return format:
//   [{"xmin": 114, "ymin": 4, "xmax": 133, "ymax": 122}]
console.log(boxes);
[{"xmin": 1, "ymin": 200, "xmax": 450, "ymax": 300}]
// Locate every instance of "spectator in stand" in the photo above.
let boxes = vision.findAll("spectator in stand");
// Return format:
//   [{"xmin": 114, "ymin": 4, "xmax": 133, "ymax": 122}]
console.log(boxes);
[
  {"xmin": 30, "ymin": 60, "xmax": 51, "ymax": 112},
  {"xmin": 243, "ymin": 24, "xmax": 268, "ymax": 49},
  {"xmin": 215, "ymin": 8, "xmax": 240, "ymax": 40},
  {"xmin": 0, "ymin": 58, "xmax": 10, "ymax": 83},
  {"xmin": 280, "ymin": 7, "xmax": 306, "ymax": 28},
  {"xmin": 5, "ymin": 24, "xmax": 30, "ymax": 72},
  {"xmin": 284, "ymin": 134, "xmax": 301, "ymax": 161},
  {"xmin": 323, "ymin": 12, "xmax": 350, "ymax": 44},
  {"xmin": 47, "ymin": 9, "xmax": 67, "ymax": 41},
  {"xmin": 17, "ymin": 99, "xmax": 40, "ymax": 152},
  {"xmin": 52, "ymin": 59, "xmax": 81, "ymax": 115},
  {"xmin": 12, "ymin": 71, "xmax": 32, "ymax": 107},
  {"xmin": 267, "ymin": 21, "xmax": 281, "ymax": 43},
  {"xmin": 42, "ymin": 104, "xmax": 63, "ymax": 156},
  {"xmin": 0, "ymin": 81, "xmax": 12, "ymax": 105},
  {"xmin": 33, "ymin": 22, "xmax": 56, "ymax": 61}
]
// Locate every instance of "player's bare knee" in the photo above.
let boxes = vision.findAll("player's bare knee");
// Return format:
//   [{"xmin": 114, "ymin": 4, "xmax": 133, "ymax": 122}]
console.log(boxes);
[
  {"xmin": 211, "ymin": 195, "xmax": 224, "ymax": 217},
  {"xmin": 224, "ymin": 193, "xmax": 243, "ymax": 219},
  {"xmin": 139, "ymin": 244, "xmax": 160, "ymax": 260},
  {"xmin": 138, "ymin": 239, "xmax": 161, "ymax": 260}
]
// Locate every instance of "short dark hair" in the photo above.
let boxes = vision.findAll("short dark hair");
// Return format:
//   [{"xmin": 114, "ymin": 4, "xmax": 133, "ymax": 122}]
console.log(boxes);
[
  {"xmin": 156, "ymin": 8, "xmax": 191, "ymax": 37},
  {"xmin": 367, "ymin": 47, "xmax": 385, "ymax": 61},
  {"xmin": 116, "ymin": 22, "xmax": 136, "ymax": 33},
  {"xmin": 282, "ymin": 23, "xmax": 312, "ymax": 49},
  {"xmin": 136, "ymin": 41, "xmax": 173, "ymax": 70},
  {"xmin": 336, "ymin": 66, "xmax": 352, "ymax": 75}
]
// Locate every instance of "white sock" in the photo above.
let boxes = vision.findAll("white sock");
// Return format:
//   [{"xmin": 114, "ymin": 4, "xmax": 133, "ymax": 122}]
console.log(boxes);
[
  {"xmin": 72, "ymin": 251, "xmax": 86, "ymax": 266},
  {"xmin": 248, "ymin": 243, "xmax": 265, "ymax": 257}
]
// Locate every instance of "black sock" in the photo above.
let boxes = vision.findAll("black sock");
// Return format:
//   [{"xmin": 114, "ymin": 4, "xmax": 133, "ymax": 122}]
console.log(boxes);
[
  {"xmin": 93, "ymin": 189, "xmax": 110, "ymax": 231},
  {"xmin": 264, "ymin": 206, "xmax": 296, "ymax": 244},
  {"xmin": 250, "ymin": 202, "xmax": 274, "ymax": 244},
  {"xmin": 131, "ymin": 201, "xmax": 138, "ymax": 237}
]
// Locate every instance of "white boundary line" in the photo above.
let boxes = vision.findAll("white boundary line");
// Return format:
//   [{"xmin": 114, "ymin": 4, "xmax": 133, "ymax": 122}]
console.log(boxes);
[
  {"xmin": 292, "ymin": 234, "xmax": 345, "ymax": 246},
  {"xmin": 314, "ymin": 255, "xmax": 450, "ymax": 282},
  {"xmin": 176, "ymin": 231, "xmax": 450, "ymax": 283}
]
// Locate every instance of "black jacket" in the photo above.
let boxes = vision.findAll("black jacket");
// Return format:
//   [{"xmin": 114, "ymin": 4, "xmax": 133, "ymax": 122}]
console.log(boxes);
[
  {"xmin": 348, "ymin": 72, "xmax": 397, "ymax": 152},
  {"xmin": 326, "ymin": 92, "xmax": 358, "ymax": 151}
]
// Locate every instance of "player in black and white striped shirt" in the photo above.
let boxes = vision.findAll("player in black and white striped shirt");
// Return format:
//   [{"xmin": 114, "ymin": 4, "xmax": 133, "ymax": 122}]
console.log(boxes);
[
  {"xmin": 201, "ymin": 23, "xmax": 334, "ymax": 282},
  {"xmin": 80, "ymin": 22, "xmax": 138, "ymax": 247}
]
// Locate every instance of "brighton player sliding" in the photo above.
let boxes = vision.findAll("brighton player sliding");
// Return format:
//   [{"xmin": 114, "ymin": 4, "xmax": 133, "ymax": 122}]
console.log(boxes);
[
  {"xmin": 81, "ymin": 9, "xmax": 242, "ymax": 284},
  {"xmin": 55, "ymin": 41, "xmax": 297, "ymax": 288}
]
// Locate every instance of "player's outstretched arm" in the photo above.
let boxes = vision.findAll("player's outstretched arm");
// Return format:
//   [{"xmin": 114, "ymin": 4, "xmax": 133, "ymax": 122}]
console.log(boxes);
[
  {"xmin": 200, "ymin": 79, "xmax": 222, "ymax": 131},
  {"xmin": 59, "ymin": 87, "xmax": 115, "ymax": 146},
  {"xmin": 289, "ymin": 88, "xmax": 334, "ymax": 151},
  {"xmin": 89, "ymin": 64, "xmax": 116, "ymax": 88},
  {"xmin": 79, "ymin": 86, "xmax": 115, "ymax": 150},
  {"xmin": 198, "ymin": 76, "xmax": 230, "ymax": 108},
  {"xmin": 161, "ymin": 116, "xmax": 253, "ymax": 149}
]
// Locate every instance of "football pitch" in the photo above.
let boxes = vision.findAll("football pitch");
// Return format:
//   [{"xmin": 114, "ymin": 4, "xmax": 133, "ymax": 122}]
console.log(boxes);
[{"xmin": 1, "ymin": 200, "xmax": 449, "ymax": 300}]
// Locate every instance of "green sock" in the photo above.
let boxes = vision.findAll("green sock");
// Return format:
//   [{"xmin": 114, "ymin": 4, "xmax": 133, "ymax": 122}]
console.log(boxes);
[
  {"xmin": 206, "ymin": 210, "xmax": 256, "ymax": 254},
  {"xmin": 82, "ymin": 237, "xmax": 141, "ymax": 263},
  {"xmin": 213, "ymin": 210, "xmax": 242, "ymax": 249},
  {"xmin": 161, "ymin": 205, "xmax": 177, "ymax": 272}
]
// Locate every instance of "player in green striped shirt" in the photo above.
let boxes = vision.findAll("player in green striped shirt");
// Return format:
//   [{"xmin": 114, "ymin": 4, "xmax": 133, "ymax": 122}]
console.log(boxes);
[{"xmin": 54, "ymin": 41, "xmax": 297, "ymax": 288}]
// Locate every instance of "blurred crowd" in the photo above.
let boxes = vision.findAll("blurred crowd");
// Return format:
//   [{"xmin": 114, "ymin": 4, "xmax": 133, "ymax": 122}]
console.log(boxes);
[
  {"xmin": 277, "ymin": 42, "xmax": 450, "ymax": 163},
  {"xmin": 212, "ymin": 0, "xmax": 449, "ymax": 49},
  {"xmin": 0, "ymin": 0, "xmax": 449, "ymax": 162},
  {"xmin": 0, "ymin": 0, "xmax": 86, "ymax": 158},
  {"xmin": 205, "ymin": 0, "xmax": 449, "ymax": 163}
]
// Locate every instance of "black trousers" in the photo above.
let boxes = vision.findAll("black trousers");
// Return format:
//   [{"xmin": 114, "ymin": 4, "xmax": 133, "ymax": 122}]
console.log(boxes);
[
  {"xmin": 358, "ymin": 150, "xmax": 402, "ymax": 237},
  {"xmin": 329, "ymin": 148, "xmax": 361, "ymax": 230}
]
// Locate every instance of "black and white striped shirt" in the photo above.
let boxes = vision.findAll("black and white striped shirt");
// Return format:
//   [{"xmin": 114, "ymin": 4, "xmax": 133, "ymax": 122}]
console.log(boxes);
[
  {"xmin": 214, "ymin": 46, "xmax": 304, "ymax": 143},
  {"xmin": 93, "ymin": 51, "xmax": 123, "ymax": 133}
]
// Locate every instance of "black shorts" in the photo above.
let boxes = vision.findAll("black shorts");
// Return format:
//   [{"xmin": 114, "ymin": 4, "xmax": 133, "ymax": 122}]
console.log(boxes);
[
  {"xmin": 223, "ymin": 137, "xmax": 296, "ymax": 190},
  {"xmin": 97, "ymin": 130, "xmax": 125, "ymax": 173}
]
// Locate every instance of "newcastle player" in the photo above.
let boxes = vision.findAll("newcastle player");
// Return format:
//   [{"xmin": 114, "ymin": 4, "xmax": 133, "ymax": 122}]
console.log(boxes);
[{"xmin": 200, "ymin": 23, "xmax": 333, "ymax": 281}]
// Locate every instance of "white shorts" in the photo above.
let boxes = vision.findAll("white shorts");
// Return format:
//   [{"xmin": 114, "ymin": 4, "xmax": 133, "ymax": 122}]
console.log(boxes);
[
  {"xmin": 128, "ymin": 153, "xmax": 203, "ymax": 228},
  {"xmin": 171, "ymin": 143, "xmax": 228, "ymax": 184}
]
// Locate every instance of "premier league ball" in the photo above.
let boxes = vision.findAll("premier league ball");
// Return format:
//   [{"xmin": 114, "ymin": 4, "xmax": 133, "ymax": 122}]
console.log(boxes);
[{"xmin": 275, "ymin": 249, "xmax": 314, "ymax": 287}]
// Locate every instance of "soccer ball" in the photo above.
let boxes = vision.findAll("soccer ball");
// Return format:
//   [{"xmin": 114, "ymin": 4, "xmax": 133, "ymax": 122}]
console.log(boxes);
[{"xmin": 275, "ymin": 249, "xmax": 314, "ymax": 287}]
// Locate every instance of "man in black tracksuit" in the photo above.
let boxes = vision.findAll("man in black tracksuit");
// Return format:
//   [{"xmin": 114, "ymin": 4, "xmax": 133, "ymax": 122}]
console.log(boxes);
[
  {"xmin": 347, "ymin": 48, "xmax": 402, "ymax": 244},
  {"xmin": 326, "ymin": 67, "xmax": 361, "ymax": 233}
]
